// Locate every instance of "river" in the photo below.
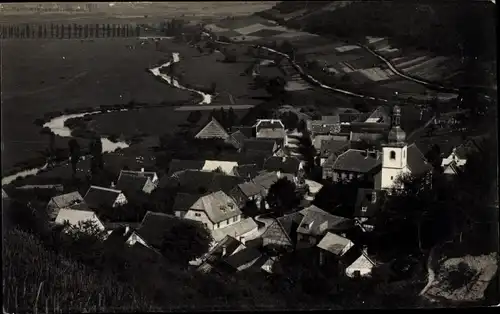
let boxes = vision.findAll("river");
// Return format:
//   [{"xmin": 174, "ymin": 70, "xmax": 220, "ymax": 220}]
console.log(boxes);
[{"xmin": 2, "ymin": 51, "xmax": 213, "ymax": 186}]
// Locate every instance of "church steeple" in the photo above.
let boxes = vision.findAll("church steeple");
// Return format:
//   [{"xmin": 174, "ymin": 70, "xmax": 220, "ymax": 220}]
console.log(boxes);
[{"xmin": 388, "ymin": 105, "xmax": 406, "ymax": 144}]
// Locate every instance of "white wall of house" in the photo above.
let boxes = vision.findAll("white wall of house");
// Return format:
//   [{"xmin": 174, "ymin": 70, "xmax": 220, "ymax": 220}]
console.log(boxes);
[
  {"xmin": 112, "ymin": 193, "xmax": 128, "ymax": 207},
  {"xmin": 441, "ymin": 150, "xmax": 467, "ymax": 168},
  {"xmin": 202, "ymin": 160, "xmax": 239, "ymax": 175},
  {"xmin": 184, "ymin": 209, "xmax": 215, "ymax": 230},
  {"xmin": 345, "ymin": 255, "xmax": 375, "ymax": 278},
  {"xmin": 142, "ymin": 179, "xmax": 156, "ymax": 194},
  {"xmin": 126, "ymin": 232, "xmax": 149, "ymax": 247}
]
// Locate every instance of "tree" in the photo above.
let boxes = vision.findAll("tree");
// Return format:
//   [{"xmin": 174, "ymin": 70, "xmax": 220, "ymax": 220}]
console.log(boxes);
[
  {"xmin": 281, "ymin": 111, "xmax": 299, "ymax": 130},
  {"xmin": 89, "ymin": 137, "xmax": 103, "ymax": 176},
  {"xmin": 68, "ymin": 139, "xmax": 81, "ymax": 178},
  {"xmin": 160, "ymin": 219, "xmax": 213, "ymax": 266},
  {"xmin": 186, "ymin": 110, "xmax": 202, "ymax": 125},
  {"xmin": 313, "ymin": 179, "xmax": 371, "ymax": 218},
  {"xmin": 266, "ymin": 177, "xmax": 300, "ymax": 215},
  {"xmin": 226, "ymin": 107, "xmax": 237, "ymax": 129},
  {"xmin": 218, "ymin": 107, "xmax": 227, "ymax": 128}
]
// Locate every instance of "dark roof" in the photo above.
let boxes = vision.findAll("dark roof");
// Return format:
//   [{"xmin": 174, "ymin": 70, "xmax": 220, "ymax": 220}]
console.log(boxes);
[
  {"xmin": 173, "ymin": 193, "xmax": 202, "ymax": 212},
  {"xmin": 119, "ymin": 170, "xmax": 157, "ymax": 182},
  {"xmin": 232, "ymin": 164, "xmax": 260, "ymax": 180},
  {"xmin": 297, "ymin": 206, "xmax": 354, "ymax": 236},
  {"xmin": 211, "ymin": 174, "xmax": 245, "ymax": 194},
  {"xmin": 224, "ymin": 246, "xmax": 262, "ymax": 270},
  {"xmin": 350, "ymin": 132, "xmax": 387, "ymax": 143},
  {"xmin": 307, "ymin": 116, "xmax": 340, "ymax": 134},
  {"xmin": 202, "ymin": 235, "xmax": 242, "ymax": 264},
  {"xmin": 167, "ymin": 159, "xmax": 205, "ymax": 176},
  {"xmin": 255, "ymin": 120, "xmax": 285, "ymax": 132},
  {"xmin": 116, "ymin": 174, "xmax": 149, "ymax": 194},
  {"xmin": 320, "ymin": 139, "xmax": 350, "ymax": 158},
  {"xmin": 252, "ymin": 171, "xmax": 280, "ymax": 190},
  {"xmin": 407, "ymin": 143, "xmax": 432, "ymax": 175},
  {"xmin": 227, "ymin": 130, "xmax": 247, "ymax": 149},
  {"xmin": 231, "ymin": 126, "xmax": 254, "ymax": 138},
  {"xmin": 333, "ymin": 149, "xmax": 382, "ymax": 173},
  {"xmin": 263, "ymin": 156, "xmax": 302, "ymax": 174},
  {"xmin": 339, "ymin": 112, "xmax": 363, "ymax": 123},
  {"xmin": 365, "ymin": 105, "xmax": 391, "ymax": 124},
  {"xmin": 161, "ymin": 170, "xmax": 243, "ymax": 195},
  {"xmin": 237, "ymin": 152, "xmax": 268, "ymax": 169},
  {"xmin": 135, "ymin": 211, "xmax": 202, "ymax": 249},
  {"xmin": 236, "ymin": 182, "xmax": 263, "ymax": 198},
  {"xmin": 354, "ymin": 188, "xmax": 388, "ymax": 218},
  {"xmin": 84, "ymin": 186, "xmax": 123, "ymax": 209},
  {"xmin": 242, "ymin": 138, "xmax": 277, "ymax": 154},
  {"xmin": 104, "ymin": 221, "xmax": 141, "ymax": 231}
]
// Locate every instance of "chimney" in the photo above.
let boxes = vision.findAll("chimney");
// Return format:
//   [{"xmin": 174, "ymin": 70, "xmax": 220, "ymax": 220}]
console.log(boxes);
[
  {"xmin": 124, "ymin": 226, "xmax": 130, "ymax": 236},
  {"xmin": 141, "ymin": 168, "xmax": 145, "ymax": 173},
  {"xmin": 364, "ymin": 149, "xmax": 369, "ymax": 159},
  {"xmin": 111, "ymin": 182, "xmax": 116, "ymax": 188},
  {"xmin": 282, "ymin": 156, "xmax": 286, "ymax": 163},
  {"xmin": 371, "ymin": 191, "xmax": 377, "ymax": 204},
  {"xmin": 277, "ymin": 171, "xmax": 281, "ymax": 178},
  {"xmin": 222, "ymin": 245, "xmax": 227, "ymax": 257}
]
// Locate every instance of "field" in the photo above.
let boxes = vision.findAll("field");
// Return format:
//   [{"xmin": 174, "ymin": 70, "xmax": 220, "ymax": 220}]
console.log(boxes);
[{"xmin": 1, "ymin": 38, "xmax": 199, "ymax": 172}]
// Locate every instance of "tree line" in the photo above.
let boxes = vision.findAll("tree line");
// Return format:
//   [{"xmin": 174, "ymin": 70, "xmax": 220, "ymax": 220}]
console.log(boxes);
[{"xmin": 1, "ymin": 23, "xmax": 142, "ymax": 39}]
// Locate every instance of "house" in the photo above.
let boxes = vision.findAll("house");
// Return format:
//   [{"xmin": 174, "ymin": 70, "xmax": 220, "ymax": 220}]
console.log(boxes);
[
  {"xmin": 296, "ymin": 205, "xmax": 353, "ymax": 248},
  {"xmin": 317, "ymin": 232, "xmax": 355, "ymax": 264},
  {"xmin": 318, "ymin": 139, "xmax": 350, "ymax": 165},
  {"xmin": 306, "ymin": 115, "xmax": 341, "ymax": 136},
  {"xmin": 263, "ymin": 156, "xmax": 304, "ymax": 176},
  {"xmin": 167, "ymin": 159, "xmax": 238, "ymax": 176},
  {"xmin": 354, "ymin": 188, "xmax": 388, "ymax": 232},
  {"xmin": 161, "ymin": 170, "xmax": 244, "ymax": 195},
  {"xmin": 197, "ymin": 235, "xmax": 272, "ymax": 274},
  {"xmin": 363, "ymin": 105, "xmax": 391, "ymax": 124},
  {"xmin": 255, "ymin": 119, "xmax": 286, "ymax": 140},
  {"xmin": 126, "ymin": 211, "xmax": 202, "ymax": 251},
  {"xmin": 232, "ymin": 164, "xmax": 260, "ymax": 180},
  {"xmin": 55, "ymin": 208, "xmax": 106, "ymax": 231},
  {"xmin": 115, "ymin": 173, "xmax": 156, "ymax": 195},
  {"xmin": 323, "ymin": 149, "xmax": 382, "ymax": 184},
  {"xmin": 46, "ymin": 191, "xmax": 88, "ymax": 220},
  {"xmin": 231, "ymin": 126, "xmax": 254, "ymax": 138},
  {"xmin": 440, "ymin": 139, "xmax": 481, "ymax": 171},
  {"xmin": 226, "ymin": 130, "xmax": 248, "ymax": 150},
  {"xmin": 174, "ymin": 191, "xmax": 242, "ymax": 231},
  {"xmin": 195, "ymin": 117, "xmax": 230, "ymax": 140},
  {"xmin": 259, "ymin": 211, "xmax": 304, "ymax": 253},
  {"xmin": 84, "ymin": 186, "xmax": 128, "ymax": 209},
  {"xmin": 118, "ymin": 169, "xmax": 159, "ymax": 185},
  {"xmin": 345, "ymin": 249, "xmax": 377, "ymax": 278},
  {"xmin": 241, "ymin": 138, "xmax": 279, "ymax": 155},
  {"xmin": 304, "ymin": 179, "xmax": 323, "ymax": 201}
]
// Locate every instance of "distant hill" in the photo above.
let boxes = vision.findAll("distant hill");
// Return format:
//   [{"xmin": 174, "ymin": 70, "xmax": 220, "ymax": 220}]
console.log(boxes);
[{"xmin": 256, "ymin": 1, "xmax": 496, "ymax": 61}]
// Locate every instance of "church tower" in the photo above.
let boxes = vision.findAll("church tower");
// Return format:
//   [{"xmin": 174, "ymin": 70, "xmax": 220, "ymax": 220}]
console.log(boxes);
[{"xmin": 379, "ymin": 105, "xmax": 409, "ymax": 190}]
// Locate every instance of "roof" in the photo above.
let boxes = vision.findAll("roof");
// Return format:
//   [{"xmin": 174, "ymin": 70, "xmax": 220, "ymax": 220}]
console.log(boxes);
[
  {"xmin": 231, "ymin": 126, "xmax": 254, "ymax": 138},
  {"xmin": 232, "ymin": 164, "xmax": 260, "ymax": 180},
  {"xmin": 119, "ymin": 170, "xmax": 157, "ymax": 182},
  {"xmin": 211, "ymin": 174, "xmax": 245, "ymax": 194},
  {"xmin": 297, "ymin": 205, "xmax": 353, "ymax": 236},
  {"xmin": 354, "ymin": 188, "xmax": 388, "ymax": 218},
  {"xmin": 162, "ymin": 170, "xmax": 243, "ymax": 195},
  {"xmin": 317, "ymin": 232, "xmax": 354, "ymax": 256},
  {"xmin": 339, "ymin": 112, "xmax": 363, "ymax": 123},
  {"xmin": 224, "ymin": 245, "xmax": 263, "ymax": 271},
  {"xmin": 346, "ymin": 251, "xmax": 376, "ymax": 270},
  {"xmin": 312, "ymin": 135, "xmax": 334, "ymax": 151},
  {"xmin": 115, "ymin": 174, "xmax": 149, "ymax": 194},
  {"xmin": 212, "ymin": 217, "xmax": 258, "ymax": 242},
  {"xmin": 84, "ymin": 186, "xmax": 123, "ymax": 209},
  {"xmin": 350, "ymin": 132, "xmax": 386, "ymax": 143},
  {"xmin": 173, "ymin": 193, "xmax": 201, "ymax": 212},
  {"xmin": 236, "ymin": 181, "xmax": 263, "ymax": 198},
  {"xmin": 255, "ymin": 119, "xmax": 285, "ymax": 132},
  {"xmin": 167, "ymin": 159, "xmax": 205, "ymax": 175},
  {"xmin": 277, "ymin": 211, "xmax": 304, "ymax": 236},
  {"xmin": 195, "ymin": 117, "xmax": 230, "ymax": 140},
  {"xmin": 256, "ymin": 128, "xmax": 287, "ymax": 139},
  {"xmin": 406, "ymin": 143, "xmax": 432, "ymax": 175},
  {"xmin": 307, "ymin": 116, "xmax": 340, "ymax": 134},
  {"xmin": 263, "ymin": 156, "xmax": 302, "ymax": 174},
  {"xmin": 50, "ymin": 191, "xmax": 84, "ymax": 208},
  {"xmin": 202, "ymin": 235, "xmax": 242, "ymax": 264},
  {"xmin": 2, "ymin": 189, "xmax": 8, "ymax": 199},
  {"xmin": 135, "ymin": 211, "xmax": 198, "ymax": 249},
  {"xmin": 320, "ymin": 139, "xmax": 350, "ymax": 158},
  {"xmin": 227, "ymin": 130, "xmax": 247, "ymax": 149},
  {"xmin": 365, "ymin": 105, "xmax": 391, "ymax": 124},
  {"xmin": 332, "ymin": 149, "xmax": 382, "ymax": 173},
  {"xmin": 103, "ymin": 221, "xmax": 141, "ymax": 231},
  {"xmin": 191, "ymin": 191, "xmax": 242, "ymax": 224},
  {"xmin": 242, "ymin": 138, "xmax": 277, "ymax": 154},
  {"xmin": 252, "ymin": 171, "xmax": 280, "ymax": 190},
  {"xmin": 55, "ymin": 208, "xmax": 102, "ymax": 228}
]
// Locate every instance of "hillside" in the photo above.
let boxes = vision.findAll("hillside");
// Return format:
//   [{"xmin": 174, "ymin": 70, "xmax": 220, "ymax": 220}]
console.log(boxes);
[{"xmin": 257, "ymin": 1, "xmax": 496, "ymax": 61}]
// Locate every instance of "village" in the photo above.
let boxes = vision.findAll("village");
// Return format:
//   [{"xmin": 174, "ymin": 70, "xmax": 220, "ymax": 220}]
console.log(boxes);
[{"xmin": 2, "ymin": 2, "xmax": 498, "ymax": 311}]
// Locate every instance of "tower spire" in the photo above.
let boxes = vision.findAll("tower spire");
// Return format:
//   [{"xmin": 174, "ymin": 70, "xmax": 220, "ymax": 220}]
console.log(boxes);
[{"xmin": 387, "ymin": 103, "xmax": 406, "ymax": 144}]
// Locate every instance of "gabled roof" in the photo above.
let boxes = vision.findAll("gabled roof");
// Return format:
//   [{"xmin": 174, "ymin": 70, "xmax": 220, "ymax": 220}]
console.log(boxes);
[
  {"xmin": 346, "ymin": 251, "xmax": 377, "ymax": 270},
  {"xmin": 236, "ymin": 182, "xmax": 263, "ymax": 198},
  {"xmin": 195, "ymin": 117, "xmax": 230, "ymax": 140},
  {"xmin": 277, "ymin": 211, "xmax": 304, "ymax": 236},
  {"xmin": 84, "ymin": 186, "xmax": 123, "ymax": 209},
  {"xmin": 365, "ymin": 105, "xmax": 391, "ymax": 124},
  {"xmin": 332, "ymin": 149, "xmax": 382, "ymax": 173},
  {"xmin": 119, "ymin": 169, "xmax": 157, "ymax": 182},
  {"xmin": 242, "ymin": 138, "xmax": 277, "ymax": 154},
  {"xmin": 263, "ymin": 156, "xmax": 302, "ymax": 174},
  {"xmin": 317, "ymin": 232, "xmax": 354, "ymax": 256},
  {"xmin": 202, "ymin": 235, "xmax": 242, "ymax": 264},
  {"xmin": 191, "ymin": 191, "xmax": 242, "ymax": 224},
  {"xmin": 173, "ymin": 193, "xmax": 201, "ymax": 212},
  {"xmin": 224, "ymin": 245, "xmax": 263, "ymax": 271},
  {"xmin": 227, "ymin": 130, "xmax": 247, "ymax": 149},
  {"xmin": 115, "ymin": 174, "xmax": 149, "ymax": 194},
  {"xmin": 161, "ymin": 170, "xmax": 243, "ymax": 195},
  {"xmin": 232, "ymin": 164, "xmax": 260, "ymax": 180},
  {"xmin": 211, "ymin": 174, "xmax": 245, "ymax": 194},
  {"xmin": 407, "ymin": 143, "xmax": 432, "ymax": 175},
  {"xmin": 354, "ymin": 188, "xmax": 388, "ymax": 218},
  {"xmin": 297, "ymin": 205, "xmax": 353, "ymax": 236},
  {"xmin": 252, "ymin": 171, "xmax": 280, "ymax": 190},
  {"xmin": 49, "ymin": 191, "xmax": 84, "ymax": 208},
  {"xmin": 319, "ymin": 139, "xmax": 350, "ymax": 158},
  {"xmin": 167, "ymin": 159, "xmax": 205, "ymax": 176},
  {"xmin": 231, "ymin": 126, "xmax": 254, "ymax": 138},
  {"xmin": 55, "ymin": 208, "xmax": 102, "ymax": 229},
  {"xmin": 135, "ymin": 211, "xmax": 199, "ymax": 249}
]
